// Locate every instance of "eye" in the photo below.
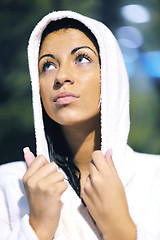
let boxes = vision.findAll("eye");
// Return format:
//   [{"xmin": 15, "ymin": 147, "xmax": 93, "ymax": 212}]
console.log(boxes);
[
  {"xmin": 76, "ymin": 54, "xmax": 91, "ymax": 64},
  {"xmin": 42, "ymin": 60, "xmax": 55, "ymax": 72}
]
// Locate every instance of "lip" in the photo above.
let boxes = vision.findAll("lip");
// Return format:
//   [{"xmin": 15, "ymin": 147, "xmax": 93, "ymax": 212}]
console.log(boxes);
[{"xmin": 53, "ymin": 91, "xmax": 79, "ymax": 105}]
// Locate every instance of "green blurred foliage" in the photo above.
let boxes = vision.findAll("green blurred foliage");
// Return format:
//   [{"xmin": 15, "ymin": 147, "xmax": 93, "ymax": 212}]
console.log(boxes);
[
  {"xmin": 129, "ymin": 83, "xmax": 160, "ymax": 153},
  {"xmin": 139, "ymin": 0, "xmax": 160, "ymax": 50},
  {"xmin": 0, "ymin": 0, "xmax": 101, "ymax": 164},
  {"xmin": 0, "ymin": 0, "xmax": 160, "ymax": 164}
]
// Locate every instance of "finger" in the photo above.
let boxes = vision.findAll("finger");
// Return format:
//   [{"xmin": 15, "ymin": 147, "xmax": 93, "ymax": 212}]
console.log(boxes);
[
  {"xmin": 54, "ymin": 181, "xmax": 68, "ymax": 195},
  {"xmin": 40, "ymin": 172, "xmax": 68, "ymax": 193},
  {"xmin": 91, "ymin": 150, "xmax": 108, "ymax": 172},
  {"xmin": 83, "ymin": 175, "xmax": 92, "ymax": 194},
  {"xmin": 105, "ymin": 149, "xmax": 114, "ymax": 167},
  {"xmin": 89, "ymin": 161, "xmax": 98, "ymax": 178},
  {"xmin": 48, "ymin": 171, "xmax": 66, "ymax": 183},
  {"xmin": 81, "ymin": 176, "xmax": 92, "ymax": 200},
  {"xmin": 88, "ymin": 162, "xmax": 105, "ymax": 197},
  {"xmin": 23, "ymin": 147, "xmax": 35, "ymax": 167},
  {"xmin": 23, "ymin": 155, "xmax": 49, "ymax": 180},
  {"xmin": 81, "ymin": 185, "xmax": 96, "ymax": 209},
  {"xmin": 82, "ymin": 175, "xmax": 98, "ymax": 200},
  {"xmin": 105, "ymin": 149, "xmax": 118, "ymax": 175},
  {"xmin": 27, "ymin": 162, "xmax": 58, "ymax": 183}
]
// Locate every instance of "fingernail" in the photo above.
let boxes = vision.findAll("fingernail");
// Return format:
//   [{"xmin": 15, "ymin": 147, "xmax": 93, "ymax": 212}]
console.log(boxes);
[
  {"xmin": 23, "ymin": 147, "xmax": 30, "ymax": 153},
  {"xmin": 105, "ymin": 148, "xmax": 112, "ymax": 160},
  {"xmin": 108, "ymin": 148, "xmax": 112, "ymax": 156}
]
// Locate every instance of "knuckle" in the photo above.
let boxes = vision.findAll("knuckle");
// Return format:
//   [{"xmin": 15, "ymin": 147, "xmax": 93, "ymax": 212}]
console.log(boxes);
[
  {"xmin": 26, "ymin": 178, "xmax": 35, "ymax": 189},
  {"xmin": 84, "ymin": 181, "xmax": 91, "ymax": 193},
  {"xmin": 22, "ymin": 174, "xmax": 27, "ymax": 184},
  {"xmin": 81, "ymin": 191, "xmax": 85, "ymax": 198},
  {"xmin": 54, "ymin": 182, "xmax": 68, "ymax": 196},
  {"xmin": 37, "ymin": 181, "xmax": 55, "ymax": 196},
  {"xmin": 83, "ymin": 186, "xmax": 88, "ymax": 194},
  {"xmin": 91, "ymin": 174, "xmax": 101, "ymax": 187},
  {"xmin": 37, "ymin": 154, "xmax": 48, "ymax": 164},
  {"xmin": 62, "ymin": 181, "xmax": 68, "ymax": 190},
  {"xmin": 49, "ymin": 162, "xmax": 57, "ymax": 171},
  {"xmin": 36, "ymin": 180, "xmax": 48, "ymax": 193},
  {"xmin": 50, "ymin": 187, "xmax": 60, "ymax": 198},
  {"xmin": 38, "ymin": 154, "xmax": 45, "ymax": 159},
  {"xmin": 81, "ymin": 193, "xmax": 87, "ymax": 204},
  {"xmin": 23, "ymin": 177, "xmax": 35, "ymax": 192},
  {"xmin": 91, "ymin": 175, "xmax": 98, "ymax": 185},
  {"xmin": 57, "ymin": 171, "xmax": 65, "ymax": 179}
]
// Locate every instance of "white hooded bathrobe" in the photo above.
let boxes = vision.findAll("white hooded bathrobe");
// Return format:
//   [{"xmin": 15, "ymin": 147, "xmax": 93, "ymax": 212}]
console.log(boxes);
[{"xmin": 0, "ymin": 10, "xmax": 160, "ymax": 240}]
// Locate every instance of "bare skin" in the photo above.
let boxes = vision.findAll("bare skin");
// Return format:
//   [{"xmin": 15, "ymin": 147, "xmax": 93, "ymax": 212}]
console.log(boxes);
[
  {"xmin": 23, "ymin": 28, "xmax": 136, "ymax": 240},
  {"xmin": 61, "ymin": 113, "xmax": 101, "ymax": 190},
  {"xmin": 23, "ymin": 151, "xmax": 68, "ymax": 240},
  {"xmin": 81, "ymin": 150, "xmax": 136, "ymax": 240}
]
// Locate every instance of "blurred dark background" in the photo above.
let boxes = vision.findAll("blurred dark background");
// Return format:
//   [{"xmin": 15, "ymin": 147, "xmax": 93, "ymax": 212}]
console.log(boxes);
[{"xmin": 0, "ymin": 0, "xmax": 160, "ymax": 165}]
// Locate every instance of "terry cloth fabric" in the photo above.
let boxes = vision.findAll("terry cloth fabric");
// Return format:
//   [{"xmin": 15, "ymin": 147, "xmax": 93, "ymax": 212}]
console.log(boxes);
[
  {"xmin": 28, "ymin": 10, "xmax": 130, "ymax": 186},
  {"xmin": 0, "ymin": 10, "xmax": 160, "ymax": 240}
]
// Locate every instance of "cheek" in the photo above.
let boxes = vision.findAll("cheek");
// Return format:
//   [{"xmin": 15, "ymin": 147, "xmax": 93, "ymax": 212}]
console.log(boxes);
[
  {"xmin": 39, "ymin": 81, "xmax": 53, "ymax": 115},
  {"xmin": 84, "ymin": 71, "xmax": 101, "ymax": 102},
  {"xmin": 39, "ymin": 76, "xmax": 53, "ymax": 101},
  {"xmin": 40, "ymin": 82, "xmax": 47, "ymax": 104},
  {"xmin": 79, "ymin": 71, "xmax": 100, "ymax": 118}
]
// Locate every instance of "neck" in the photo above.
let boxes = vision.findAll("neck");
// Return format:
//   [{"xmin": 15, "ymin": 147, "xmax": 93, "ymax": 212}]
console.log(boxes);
[{"xmin": 62, "ymin": 114, "xmax": 101, "ymax": 177}]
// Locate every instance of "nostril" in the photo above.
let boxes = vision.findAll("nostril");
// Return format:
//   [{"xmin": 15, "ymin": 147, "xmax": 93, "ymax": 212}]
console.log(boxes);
[
  {"xmin": 56, "ymin": 81, "xmax": 61, "ymax": 85},
  {"xmin": 53, "ymin": 80, "xmax": 62, "ymax": 90},
  {"xmin": 55, "ymin": 80, "xmax": 61, "ymax": 86},
  {"xmin": 65, "ymin": 80, "xmax": 71, "ymax": 83}
]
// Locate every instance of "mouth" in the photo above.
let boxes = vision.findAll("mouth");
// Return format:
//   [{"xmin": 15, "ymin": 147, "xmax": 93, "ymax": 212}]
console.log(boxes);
[{"xmin": 53, "ymin": 91, "xmax": 79, "ymax": 105}]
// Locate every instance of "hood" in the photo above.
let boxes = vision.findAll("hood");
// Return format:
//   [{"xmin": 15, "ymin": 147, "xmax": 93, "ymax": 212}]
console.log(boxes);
[{"xmin": 28, "ymin": 10, "xmax": 131, "ymax": 186}]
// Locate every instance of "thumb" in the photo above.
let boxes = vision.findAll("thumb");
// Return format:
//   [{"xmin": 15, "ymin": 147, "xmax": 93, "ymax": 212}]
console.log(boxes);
[
  {"xmin": 105, "ymin": 149, "xmax": 119, "ymax": 176},
  {"xmin": 23, "ymin": 147, "xmax": 35, "ymax": 167},
  {"xmin": 105, "ymin": 149, "xmax": 115, "ymax": 168}
]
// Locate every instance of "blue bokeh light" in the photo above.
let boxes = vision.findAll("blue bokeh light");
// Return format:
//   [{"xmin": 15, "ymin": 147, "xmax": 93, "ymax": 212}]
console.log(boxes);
[
  {"xmin": 121, "ymin": 4, "xmax": 151, "ymax": 23},
  {"xmin": 141, "ymin": 51, "xmax": 160, "ymax": 78}
]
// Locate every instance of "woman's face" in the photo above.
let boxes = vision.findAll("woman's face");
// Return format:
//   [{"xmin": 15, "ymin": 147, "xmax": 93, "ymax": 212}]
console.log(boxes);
[{"xmin": 39, "ymin": 28, "xmax": 100, "ymax": 126}]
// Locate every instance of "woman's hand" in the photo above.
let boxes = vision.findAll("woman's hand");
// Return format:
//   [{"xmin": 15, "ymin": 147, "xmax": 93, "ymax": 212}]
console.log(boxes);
[
  {"xmin": 23, "ymin": 147, "xmax": 68, "ymax": 240},
  {"xmin": 81, "ymin": 149, "xmax": 136, "ymax": 240}
]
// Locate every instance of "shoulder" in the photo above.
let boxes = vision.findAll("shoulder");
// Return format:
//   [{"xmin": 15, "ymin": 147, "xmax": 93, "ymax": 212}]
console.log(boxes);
[
  {"xmin": 134, "ymin": 151, "xmax": 160, "ymax": 168},
  {"xmin": 0, "ymin": 161, "xmax": 27, "ymax": 182},
  {"xmin": 127, "ymin": 145, "xmax": 160, "ymax": 168},
  {"xmin": 0, "ymin": 161, "xmax": 27, "ymax": 205},
  {"xmin": 126, "ymin": 146, "xmax": 160, "ymax": 182},
  {"xmin": 131, "ymin": 150, "xmax": 160, "ymax": 183}
]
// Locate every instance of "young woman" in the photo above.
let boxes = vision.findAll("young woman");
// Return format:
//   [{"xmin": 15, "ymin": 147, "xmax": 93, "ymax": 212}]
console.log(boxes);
[{"xmin": 0, "ymin": 10, "xmax": 160, "ymax": 240}]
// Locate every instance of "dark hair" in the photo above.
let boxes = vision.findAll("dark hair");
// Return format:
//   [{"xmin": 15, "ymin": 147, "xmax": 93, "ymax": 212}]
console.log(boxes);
[
  {"xmin": 43, "ymin": 107, "xmax": 81, "ymax": 196},
  {"xmin": 40, "ymin": 18, "xmax": 99, "ymax": 54},
  {"xmin": 40, "ymin": 18, "xmax": 100, "ymax": 198}
]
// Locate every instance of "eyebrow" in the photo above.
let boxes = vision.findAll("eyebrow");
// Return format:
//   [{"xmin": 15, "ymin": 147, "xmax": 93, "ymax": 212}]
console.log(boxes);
[
  {"xmin": 38, "ymin": 54, "xmax": 55, "ymax": 63},
  {"xmin": 38, "ymin": 46, "xmax": 97, "ymax": 63},
  {"xmin": 71, "ymin": 46, "xmax": 97, "ymax": 55}
]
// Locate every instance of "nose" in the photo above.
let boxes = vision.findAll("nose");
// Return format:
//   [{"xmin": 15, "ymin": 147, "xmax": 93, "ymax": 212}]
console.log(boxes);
[{"xmin": 54, "ymin": 64, "xmax": 74, "ymax": 89}]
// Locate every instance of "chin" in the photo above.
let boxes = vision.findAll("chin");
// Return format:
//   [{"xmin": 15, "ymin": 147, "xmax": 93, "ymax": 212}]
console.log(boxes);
[
  {"xmin": 50, "ymin": 108, "xmax": 100, "ymax": 126},
  {"xmin": 56, "ymin": 118, "xmax": 83, "ymax": 126}
]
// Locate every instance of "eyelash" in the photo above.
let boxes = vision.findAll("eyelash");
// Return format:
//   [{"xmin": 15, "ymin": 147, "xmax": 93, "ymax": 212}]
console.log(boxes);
[
  {"xmin": 75, "ymin": 53, "xmax": 91, "ymax": 63},
  {"xmin": 41, "ymin": 60, "xmax": 54, "ymax": 72},
  {"xmin": 41, "ymin": 53, "xmax": 92, "ymax": 72}
]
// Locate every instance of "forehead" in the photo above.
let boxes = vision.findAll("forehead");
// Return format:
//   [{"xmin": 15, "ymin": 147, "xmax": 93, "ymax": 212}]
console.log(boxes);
[{"xmin": 40, "ymin": 28, "xmax": 97, "ymax": 53}]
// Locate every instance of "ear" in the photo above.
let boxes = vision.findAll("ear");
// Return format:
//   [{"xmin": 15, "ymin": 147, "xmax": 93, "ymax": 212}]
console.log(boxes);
[{"xmin": 23, "ymin": 147, "xmax": 35, "ymax": 167}]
